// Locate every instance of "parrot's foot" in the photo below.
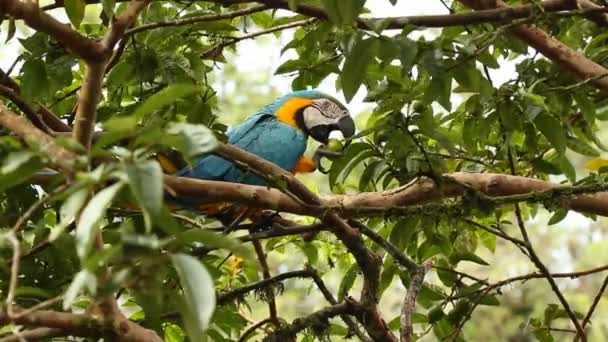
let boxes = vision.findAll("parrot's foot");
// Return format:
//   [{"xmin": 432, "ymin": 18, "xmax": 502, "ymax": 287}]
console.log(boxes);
[{"xmin": 251, "ymin": 211, "xmax": 282, "ymax": 231}]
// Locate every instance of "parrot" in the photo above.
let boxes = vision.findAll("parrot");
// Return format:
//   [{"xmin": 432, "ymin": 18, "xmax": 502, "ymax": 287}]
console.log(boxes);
[{"xmin": 169, "ymin": 89, "xmax": 356, "ymax": 223}]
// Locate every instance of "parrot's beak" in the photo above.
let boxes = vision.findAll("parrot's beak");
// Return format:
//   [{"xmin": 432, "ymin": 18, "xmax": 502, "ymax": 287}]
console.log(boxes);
[
  {"xmin": 308, "ymin": 116, "xmax": 356, "ymax": 144},
  {"xmin": 337, "ymin": 116, "xmax": 356, "ymax": 138}
]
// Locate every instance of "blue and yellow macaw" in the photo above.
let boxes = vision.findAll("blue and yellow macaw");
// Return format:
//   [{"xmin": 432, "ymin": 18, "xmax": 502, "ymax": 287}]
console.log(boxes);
[{"xmin": 173, "ymin": 90, "xmax": 355, "ymax": 220}]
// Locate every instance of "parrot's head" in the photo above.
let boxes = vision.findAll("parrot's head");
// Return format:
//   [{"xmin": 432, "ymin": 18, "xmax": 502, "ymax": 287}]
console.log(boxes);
[{"xmin": 272, "ymin": 90, "xmax": 355, "ymax": 144}]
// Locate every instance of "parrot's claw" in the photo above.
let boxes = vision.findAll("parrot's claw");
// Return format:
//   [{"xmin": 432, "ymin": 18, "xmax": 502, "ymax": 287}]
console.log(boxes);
[
  {"xmin": 313, "ymin": 145, "xmax": 343, "ymax": 174},
  {"xmin": 253, "ymin": 211, "xmax": 282, "ymax": 231}
]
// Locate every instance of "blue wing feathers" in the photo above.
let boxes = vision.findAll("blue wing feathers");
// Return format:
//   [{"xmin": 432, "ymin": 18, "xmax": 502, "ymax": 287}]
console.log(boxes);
[{"xmin": 177, "ymin": 115, "xmax": 307, "ymax": 186}]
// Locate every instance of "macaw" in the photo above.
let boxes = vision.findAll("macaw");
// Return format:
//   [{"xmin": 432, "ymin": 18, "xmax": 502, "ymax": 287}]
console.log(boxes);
[{"xmin": 171, "ymin": 90, "xmax": 355, "ymax": 221}]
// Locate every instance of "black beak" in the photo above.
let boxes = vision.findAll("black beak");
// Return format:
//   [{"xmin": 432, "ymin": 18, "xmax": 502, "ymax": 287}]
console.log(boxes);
[
  {"xmin": 337, "ymin": 116, "xmax": 356, "ymax": 138},
  {"xmin": 308, "ymin": 116, "xmax": 356, "ymax": 144},
  {"xmin": 309, "ymin": 125, "xmax": 331, "ymax": 144}
]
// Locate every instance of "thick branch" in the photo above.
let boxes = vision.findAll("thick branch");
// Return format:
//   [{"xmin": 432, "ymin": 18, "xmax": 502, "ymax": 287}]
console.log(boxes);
[
  {"xmin": 326, "ymin": 172, "xmax": 608, "ymax": 217},
  {"xmin": 0, "ymin": 84, "xmax": 50, "ymax": 132},
  {"xmin": 0, "ymin": 69, "xmax": 71, "ymax": 132},
  {"xmin": 73, "ymin": 0, "xmax": 151, "ymax": 148},
  {"xmin": 164, "ymin": 170, "xmax": 608, "ymax": 220},
  {"xmin": 213, "ymin": 0, "xmax": 608, "ymax": 29},
  {"xmin": 0, "ymin": 0, "xmax": 105, "ymax": 62},
  {"xmin": 0, "ymin": 306, "xmax": 161, "ymax": 342},
  {"xmin": 0, "ymin": 327, "xmax": 64, "ymax": 342},
  {"xmin": 458, "ymin": 0, "xmax": 608, "ymax": 93},
  {"xmin": 0, "ymin": 100, "xmax": 78, "ymax": 172},
  {"xmin": 102, "ymin": 0, "xmax": 152, "ymax": 49},
  {"xmin": 72, "ymin": 62, "xmax": 106, "ymax": 148}
]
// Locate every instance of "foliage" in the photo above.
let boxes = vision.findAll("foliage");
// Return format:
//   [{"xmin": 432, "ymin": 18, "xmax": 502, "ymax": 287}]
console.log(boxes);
[{"xmin": 1, "ymin": 0, "xmax": 608, "ymax": 341}]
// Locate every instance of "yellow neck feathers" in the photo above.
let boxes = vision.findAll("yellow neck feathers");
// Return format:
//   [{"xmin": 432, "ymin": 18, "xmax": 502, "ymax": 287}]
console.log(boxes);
[{"xmin": 275, "ymin": 97, "xmax": 314, "ymax": 129}]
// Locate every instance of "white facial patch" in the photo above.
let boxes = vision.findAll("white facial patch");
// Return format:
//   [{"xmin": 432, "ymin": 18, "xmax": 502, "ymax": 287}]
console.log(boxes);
[{"xmin": 303, "ymin": 98, "xmax": 350, "ymax": 129}]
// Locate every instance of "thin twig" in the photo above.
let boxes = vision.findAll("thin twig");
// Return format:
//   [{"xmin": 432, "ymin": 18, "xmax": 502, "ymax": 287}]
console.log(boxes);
[
  {"xmin": 202, "ymin": 19, "xmax": 316, "ymax": 59},
  {"xmin": 401, "ymin": 260, "xmax": 432, "ymax": 342},
  {"xmin": 4, "ymin": 233, "xmax": 21, "ymax": 319},
  {"xmin": 126, "ymin": 5, "xmax": 270, "ymax": 35},
  {"xmin": 349, "ymin": 220, "xmax": 418, "ymax": 272},
  {"xmin": 251, "ymin": 238, "xmax": 280, "ymax": 327},
  {"xmin": 237, "ymin": 318, "xmax": 273, "ymax": 342},
  {"xmin": 574, "ymin": 274, "xmax": 608, "ymax": 341}
]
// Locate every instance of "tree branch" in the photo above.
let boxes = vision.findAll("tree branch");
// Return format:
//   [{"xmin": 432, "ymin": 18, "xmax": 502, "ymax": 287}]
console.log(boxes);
[
  {"xmin": 202, "ymin": 18, "xmax": 316, "ymax": 59},
  {"xmin": 251, "ymin": 239, "xmax": 280, "ymax": 327},
  {"xmin": 0, "ymin": 100, "xmax": 79, "ymax": 172},
  {"xmin": 212, "ymin": 0, "xmax": 608, "ymax": 29},
  {"xmin": 0, "ymin": 306, "xmax": 161, "ymax": 342},
  {"xmin": 73, "ymin": 0, "xmax": 151, "ymax": 148},
  {"xmin": 0, "ymin": 84, "xmax": 51, "ymax": 133},
  {"xmin": 457, "ymin": 0, "xmax": 608, "ymax": 93},
  {"xmin": 216, "ymin": 143, "xmax": 395, "ymax": 341},
  {"xmin": 575, "ymin": 274, "xmax": 608, "ymax": 341},
  {"xmin": 0, "ymin": 68, "xmax": 71, "ymax": 132},
  {"xmin": 262, "ymin": 302, "xmax": 353, "ymax": 342},
  {"xmin": 238, "ymin": 318, "xmax": 273, "ymax": 342},
  {"xmin": 400, "ymin": 260, "xmax": 432, "ymax": 342},
  {"xmin": 0, "ymin": 327, "xmax": 64, "ymax": 342},
  {"xmin": 126, "ymin": 4, "xmax": 270, "ymax": 35},
  {"xmin": 72, "ymin": 62, "xmax": 106, "ymax": 148},
  {"xmin": 349, "ymin": 220, "xmax": 418, "ymax": 272},
  {"xmin": 217, "ymin": 270, "xmax": 316, "ymax": 304},
  {"xmin": 0, "ymin": 0, "xmax": 105, "ymax": 62}
]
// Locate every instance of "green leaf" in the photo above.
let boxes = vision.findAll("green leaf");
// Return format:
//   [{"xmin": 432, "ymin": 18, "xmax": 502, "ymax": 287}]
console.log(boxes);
[
  {"xmin": 20, "ymin": 58, "xmax": 51, "ymax": 101},
  {"xmin": 172, "ymin": 254, "xmax": 216, "ymax": 339},
  {"xmin": 19, "ymin": 32, "xmax": 50, "ymax": 56},
  {"xmin": 164, "ymin": 122, "xmax": 218, "ymax": 163},
  {"xmin": 172, "ymin": 229, "xmax": 251, "ymax": 257},
  {"xmin": 338, "ymin": 0, "xmax": 365, "ymax": 25},
  {"xmin": 566, "ymin": 136, "xmax": 599, "ymax": 157},
  {"xmin": 164, "ymin": 323, "xmax": 185, "ymax": 342},
  {"xmin": 101, "ymin": 0, "xmax": 115, "ymax": 19},
  {"xmin": 424, "ymin": 74, "xmax": 452, "ymax": 110},
  {"xmin": 322, "ymin": 0, "xmax": 342, "ymax": 24},
  {"xmin": 125, "ymin": 160, "xmax": 163, "ymax": 232},
  {"xmin": 132, "ymin": 84, "xmax": 201, "ymax": 121},
  {"xmin": 534, "ymin": 114, "xmax": 566, "ymax": 155},
  {"xmin": 63, "ymin": 269, "xmax": 97, "ymax": 310},
  {"xmin": 287, "ymin": 0, "xmax": 299, "ymax": 10},
  {"xmin": 450, "ymin": 251, "xmax": 489, "ymax": 266},
  {"xmin": 341, "ymin": 36, "xmax": 378, "ymax": 102},
  {"xmin": 338, "ymin": 264, "xmax": 359, "ymax": 301},
  {"xmin": 329, "ymin": 142, "xmax": 371, "ymax": 188},
  {"xmin": 477, "ymin": 229, "xmax": 496, "ymax": 253},
  {"xmin": 0, "ymin": 151, "xmax": 43, "ymax": 193},
  {"xmin": 51, "ymin": 186, "xmax": 89, "ymax": 241},
  {"xmin": 64, "ymin": 0, "xmax": 86, "ymax": 28},
  {"xmin": 548, "ymin": 208, "xmax": 568, "ymax": 225},
  {"xmin": 573, "ymin": 93, "xmax": 595, "ymax": 123},
  {"xmin": 75, "ymin": 182, "xmax": 124, "ymax": 259},
  {"xmin": 398, "ymin": 37, "xmax": 418, "ymax": 72}
]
